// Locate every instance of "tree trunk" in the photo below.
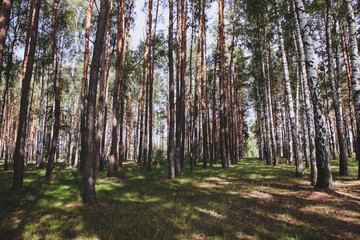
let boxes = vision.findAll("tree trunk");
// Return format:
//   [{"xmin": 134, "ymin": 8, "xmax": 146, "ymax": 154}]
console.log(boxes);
[
  {"xmin": 344, "ymin": 0, "xmax": 360, "ymax": 179},
  {"xmin": 294, "ymin": 0, "xmax": 333, "ymax": 189},
  {"xmin": 109, "ymin": 0, "xmax": 125, "ymax": 176},
  {"xmin": 80, "ymin": 0, "xmax": 94, "ymax": 171},
  {"xmin": 326, "ymin": 0, "xmax": 348, "ymax": 176},
  {"xmin": 12, "ymin": 0, "xmax": 41, "ymax": 190},
  {"xmin": 119, "ymin": 0, "xmax": 133, "ymax": 168},
  {"xmin": 168, "ymin": 0, "xmax": 175, "ymax": 179},
  {"xmin": 276, "ymin": 0, "xmax": 303, "ymax": 176},
  {"xmin": 4, "ymin": 92, "xmax": 8, "ymax": 170},
  {"xmin": 102, "ymin": 0, "xmax": 113, "ymax": 169},
  {"xmin": 83, "ymin": 0, "xmax": 109, "ymax": 203},
  {"xmin": 94, "ymin": 12, "xmax": 108, "ymax": 179},
  {"xmin": 292, "ymin": 0, "xmax": 317, "ymax": 185},
  {"xmin": 0, "ymin": 0, "xmax": 13, "ymax": 85},
  {"xmin": 46, "ymin": 0, "xmax": 60, "ymax": 178},
  {"xmin": 148, "ymin": 0, "xmax": 159, "ymax": 171},
  {"xmin": 218, "ymin": 0, "xmax": 229, "ymax": 168}
]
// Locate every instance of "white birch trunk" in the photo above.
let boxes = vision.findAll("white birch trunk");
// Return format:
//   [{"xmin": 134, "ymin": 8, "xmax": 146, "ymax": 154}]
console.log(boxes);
[
  {"xmin": 294, "ymin": 0, "xmax": 333, "ymax": 188},
  {"xmin": 292, "ymin": 0, "xmax": 317, "ymax": 185},
  {"xmin": 344, "ymin": 0, "xmax": 360, "ymax": 179},
  {"xmin": 276, "ymin": 0, "xmax": 303, "ymax": 176}
]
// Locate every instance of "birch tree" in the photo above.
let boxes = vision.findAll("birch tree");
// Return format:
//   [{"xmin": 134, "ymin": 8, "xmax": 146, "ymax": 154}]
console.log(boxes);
[
  {"xmin": 344, "ymin": 0, "xmax": 360, "ymax": 179},
  {"xmin": 275, "ymin": 0, "xmax": 303, "ymax": 176},
  {"xmin": 294, "ymin": 0, "xmax": 333, "ymax": 189}
]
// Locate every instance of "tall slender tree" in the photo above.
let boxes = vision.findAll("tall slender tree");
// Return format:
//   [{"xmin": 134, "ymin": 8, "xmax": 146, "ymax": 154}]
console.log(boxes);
[
  {"xmin": 344, "ymin": 0, "xmax": 360, "ymax": 179},
  {"xmin": 80, "ymin": 0, "xmax": 94, "ymax": 171},
  {"xmin": 168, "ymin": 0, "xmax": 175, "ymax": 179},
  {"xmin": 109, "ymin": 0, "xmax": 125, "ymax": 176},
  {"xmin": 275, "ymin": 0, "xmax": 303, "ymax": 176},
  {"xmin": 325, "ymin": 0, "xmax": 348, "ymax": 176},
  {"xmin": 46, "ymin": 0, "xmax": 61, "ymax": 178},
  {"xmin": 294, "ymin": 0, "xmax": 333, "ymax": 188},
  {"xmin": 12, "ymin": 0, "xmax": 41, "ymax": 190},
  {"xmin": 83, "ymin": 0, "xmax": 109, "ymax": 203},
  {"xmin": 219, "ymin": 0, "xmax": 229, "ymax": 168}
]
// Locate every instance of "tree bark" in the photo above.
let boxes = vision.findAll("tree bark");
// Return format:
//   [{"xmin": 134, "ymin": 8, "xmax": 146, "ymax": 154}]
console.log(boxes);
[
  {"xmin": 168, "ymin": 0, "xmax": 175, "ymax": 179},
  {"xmin": 294, "ymin": 0, "xmax": 333, "ymax": 188},
  {"xmin": 148, "ymin": 0, "xmax": 159, "ymax": 171},
  {"xmin": 109, "ymin": 0, "xmax": 125, "ymax": 176},
  {"xmin": 80, "ymin": 0, "xmax": 94, "ymax": 171},
  {"xmin": 219, "ymin": 0, "xmax": 229, "ymax": 168},
  {"xmin": 102, "ymin": 0, "xmax": 113, "ymax": 169},
  {"xmin": 12, "ymin": 0, "xmax": 41, "ymax": 190},
  {"xmin": 276, "ymin": 0, "xmax": 303, "ymax": 176},
  {"xmin": 0, "ymin": 0, "xmax": 13, "ymax": 85},
  {"xmin": 344, "ymin": 0, "xmax": 360, "ymax": 179},
  {"xmin": 46, "ymin": 0, "xmax": 61, "ymax": 178},
  {"xmin": 292, "ymin": 0, "xmax": 317, "ymax": 185},
  {"xmin": 326, "ymin": 0, "xmax": 348, "ymax": 176},
  {"xmin": 83, "ymin": 0, "xmax": 109, "ymax": 203}
]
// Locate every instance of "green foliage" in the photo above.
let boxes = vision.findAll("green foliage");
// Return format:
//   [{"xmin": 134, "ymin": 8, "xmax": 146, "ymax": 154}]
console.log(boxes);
[{"xmin": 152, "ymin": 148, "xmax": 167, "ymax": 166}]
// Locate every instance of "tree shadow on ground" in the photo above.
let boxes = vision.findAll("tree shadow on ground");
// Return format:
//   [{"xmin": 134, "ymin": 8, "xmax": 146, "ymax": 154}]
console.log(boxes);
[{"xmin": 0, "ymin": 158, "xmax": 359, "ymax": 239}]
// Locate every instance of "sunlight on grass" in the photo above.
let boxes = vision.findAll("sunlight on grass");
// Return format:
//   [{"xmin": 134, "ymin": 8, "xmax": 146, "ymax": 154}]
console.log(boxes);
[{"xmin": 1, "ymin": 158, "xmax": 359, "ymax": 239}]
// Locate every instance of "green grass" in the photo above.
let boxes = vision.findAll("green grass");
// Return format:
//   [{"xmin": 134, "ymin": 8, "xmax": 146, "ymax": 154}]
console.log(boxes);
[{"xmin": 0, "ymin": 157, "xmax": 359, "ymax": 240}]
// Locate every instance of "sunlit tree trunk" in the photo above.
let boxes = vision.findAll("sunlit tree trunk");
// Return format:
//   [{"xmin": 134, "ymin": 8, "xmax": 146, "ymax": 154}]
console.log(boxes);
[
  {"xmin": 276, "ymin": 0, "xmax": 303, "ymax": 176},
  {"xmin": 80, "ymin": 0, "xmax": 94, "ymax": 171},
  {"xmin": 219, "ymin": 0, "xmax": 229, "ymax": 168},
  {"xmin": 294, "ymin": 0, "xmax": 333, "ymax": 188},
  {"xmin": 102, "ymin": 0, "xmax": 113, "ymax": 169},
  {"xmin": 344, "ymin": 0, "xmax": 360, "ymax": 179},
  {"xmin": 340, "ymin": 23, "xmax": 356, "ymax": 156},
  {"xmin": 0, "ymin": 17, "xmax": 17, "ymax": 157},
  {"xmin": 168, "ymin": 0, "xmax": 175, "ymax": 179},
  {"xmin": 292, "ymin": 0, "xmax": 317, "ymax": 185},
  {"xmin": 109, "ymin": 0, "xmax": 125, "ymax": 176}
]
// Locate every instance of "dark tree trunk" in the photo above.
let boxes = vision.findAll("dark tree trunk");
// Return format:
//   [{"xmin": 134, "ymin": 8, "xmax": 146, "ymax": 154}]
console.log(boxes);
[
  {"xmin": 46, "ymin": 0, "xmax": 60, "ymax": 178},
  {"xmin": 83, "ymin": 0, "xmax": 109, "ymax": 203},
  {"xmin": 0, "ymin": 0, "xmax": 13, "ymax": 85},
  {"xmin": 12, "ymin": 0, "xmax": 41, "ymax": 190}
]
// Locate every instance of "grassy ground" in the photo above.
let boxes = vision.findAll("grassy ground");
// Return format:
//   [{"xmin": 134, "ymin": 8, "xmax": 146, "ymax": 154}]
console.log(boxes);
[{"xmin": 0, "ymin": 157, "xmax": 359, "ymax": 240}]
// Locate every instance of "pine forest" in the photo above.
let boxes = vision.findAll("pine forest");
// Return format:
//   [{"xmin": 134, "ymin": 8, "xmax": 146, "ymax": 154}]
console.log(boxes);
[{"xmin": 0, "ymin": 0, "xmax": 360, "ymax": 239}]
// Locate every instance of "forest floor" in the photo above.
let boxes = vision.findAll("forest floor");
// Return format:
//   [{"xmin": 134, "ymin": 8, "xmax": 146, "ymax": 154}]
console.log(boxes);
[{"xmin": 0, "ymin": 157, "xmax": 359, "ymax": 240}]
